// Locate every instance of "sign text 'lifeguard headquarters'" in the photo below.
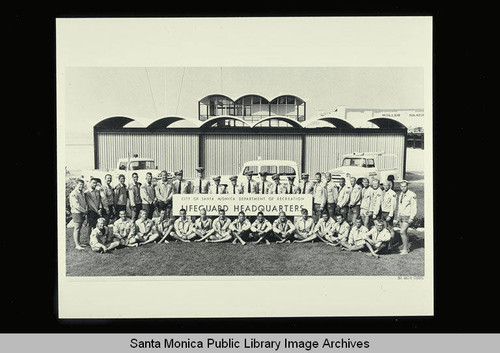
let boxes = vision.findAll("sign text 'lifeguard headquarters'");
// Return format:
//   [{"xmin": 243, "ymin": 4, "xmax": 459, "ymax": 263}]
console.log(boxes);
[{"xmin": 173, "ymin": 194, "xmax": 313, "ymax": 216}]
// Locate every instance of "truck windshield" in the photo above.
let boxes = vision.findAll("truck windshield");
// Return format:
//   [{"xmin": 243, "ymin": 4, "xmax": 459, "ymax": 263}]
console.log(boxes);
[
  {"xmin": 342, "ymin": 158, "xmax": 366, "ymax": 167},
  {"xmin": 129, "ymin": 161, "xmax": 156, "ymax": 170}
]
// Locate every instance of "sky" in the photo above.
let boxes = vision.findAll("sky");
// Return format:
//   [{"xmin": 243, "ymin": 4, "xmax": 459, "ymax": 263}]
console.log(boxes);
[{"xmin": 64, "ymin": 66, "xmax": 424, "ymax": 146}]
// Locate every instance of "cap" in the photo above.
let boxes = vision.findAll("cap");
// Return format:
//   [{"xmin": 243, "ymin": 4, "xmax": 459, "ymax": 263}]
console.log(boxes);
[
  {"xmin": 229, "ymin": 175, "xmax": 238, "ymax": 181},
  {"xmin": 301, "ymin": 173, "xmax": 309, "ymax": 179},
  {"xmin": 174, "ymin": 169, "xmax": 183, "ymax": 175},
  {"xmin": 259, "ymin": 171, "xmax": 269, "ymax": 176},
  {"xmin": 271, "ymin": 174, "xmax": 280, "ymax": 180},
  {"xmin": 195, "ymin": 167, "xmax": 205, "ymax": 173},
  {"xmin": 244, "ymin": 170, "xmax": 254, "ymax": 176},
  {"xmin": 212, "ymin": 175, "xmax": 221, "ymax": 181}
]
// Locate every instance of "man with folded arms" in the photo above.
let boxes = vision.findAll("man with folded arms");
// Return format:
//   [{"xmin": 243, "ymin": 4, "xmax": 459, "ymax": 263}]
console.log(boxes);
[
  {"xmin": 207, "ymin": 209, "xmax": 232, "ymax": 243},
  {"xmin": 272, "ymin": 211, "xmax": 296, "ymax": 243},
  {"xmin": 128, "ymin": 172, "xmax": 142, "ymax": 222},
  {"xmin": 112, "ymin": 209, "xmax": 138, "ymax": 247},
  {"xmin": 193, "ymin": 208, "xmax": 215, "ymax": 242},
  {"xmin": 364, "ymin": 220, "xmax": 392, "ymax": 258},
  {"xmin": 140, "ymin": 172, "xmax": 156, "ymax": 219},
  {"xmin": 172, "ymin": 208, "xmax": 196, "ymax": 242},
  {"xmin": 293, "ymin": 208, "xmax": 316, "ymax": 243},
  {"xmin": 153, "ymin": 209, "xmax": 175, "ymax": 244},
  {"xmin": 314, "ymin": 211, "xmax": 337, "ymax": 244},
  {"xmin": 90, "ymin": 217, "xmax": 120, "ymax": 253},
  {"xmin": 155, "ymin": 170, "xmax": 174, "ymax": 217},
  {"xmin": 114, "ymin": 174, "xmax": 128, "ymax": 216},
  {"xmin": 134, "ymin": 209, "xmax": 160, "ymax": 245},
  {"xmin": 341, "ymin": 217, "xmax": 369, "ymax": 252},
  {"xmin": 250, "ymin": 211, "xmax": 273, "ymax": 245},
  {"xmin": 229, "ymin": 211, "xmax": 251, "ymax": 245}
]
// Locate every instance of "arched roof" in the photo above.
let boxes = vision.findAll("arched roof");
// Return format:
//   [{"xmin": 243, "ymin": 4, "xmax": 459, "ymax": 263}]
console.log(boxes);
[
  {"xmin": 198, "ymin": 94, "xmax": 234, "ymax": 104},
  {"xmin": 198, "ymin": 93, "xmax": 306, "ymax": 105},
  {"xmin": 302, "ymin": 117, "xmax": 354, "ymax": 129},
  {"xmin": 369, "ymin": 118, "xmax": 407, "ymax": 129},
  {"xmin": 199, "ymin": 115, "xmax": 252, "ymax": 128},
  {"xmin": 94, "ymin": 116, "xmax": 135, "ymax": 129},
  {"xmin": 269, "ymin": 94, "xmax": 306, "ymax": 105},
  {"xmin": 234, "ymin": 94, "xmax": 269, "ymax": 104},
  {"xmin": 251, "ymin": 116, "xmax": 303, "ymax": 128},
  {"xmin": 146, "ymin": 116, "xmax": 201, "ymax": 129}
]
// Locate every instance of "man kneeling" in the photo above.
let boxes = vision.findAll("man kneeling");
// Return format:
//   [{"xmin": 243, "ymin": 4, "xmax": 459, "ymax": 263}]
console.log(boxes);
[
  {"xmin": 90, "ymin": 217, "xmax": 120, "ymax": 253},
  {"xmin": 341, "ymin": 217, "xmax": 369, "ymax": 252},
  {"xmin": 364, "ymin": 220, "xmax": 392, "ymax": 258},
  {"xmin": 134, "ymin": 209, "xmax": 160, "ymax": 245},
  {"xmin": 250, "ymin": 212, "xmax": 273, "ymax": 245},
  {"xmin": 229, "ymin": 211, "xmax": 251, "ymax": 245},
  {"xmin": 206, "ymin": 209, "xmax": 232, "ymax": 243}
]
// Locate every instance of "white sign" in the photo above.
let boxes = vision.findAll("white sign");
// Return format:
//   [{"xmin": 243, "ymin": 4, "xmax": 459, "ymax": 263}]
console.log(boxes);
[{"xmin": 172, "ymin": 194, "xmax": 313, "ymax": 216}]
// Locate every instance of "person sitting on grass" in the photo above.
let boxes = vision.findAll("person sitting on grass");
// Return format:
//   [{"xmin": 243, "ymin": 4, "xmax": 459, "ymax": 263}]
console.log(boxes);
[
  {"xmin": 134, "ymin": 209, "xmax": 160, "ymax": 245},
  {"xmin": 90, "ymin": 217, "xmax": 120, "ymax": 253},
  {"xmin": 364, "ymin": 220, "xmax": 392, "ymax": 258},
  {"xmin": 229, "ymin": 211, "xmax": 251, "ymax": 245},
  {"xmin": 272, "ymin": 211, "xmax": 296, "ymax": 243},
  {"xmin": 206, "ymin": 209, "xmax": 232, "ymax": 243},
  {"xmin": 193, "ymin": 208, "xmax": 215, "ymax": 242},
  {"xmin": 293, "ymin": 208, "xmax": 316, "ymax": 243},
  {"xmin": 330, "ymin": 213, "xmax": 351, "ymax": 246},
  {"xmin": 154, "ymin": 209, "xmax": 175, "ymax": 244},
  {"xmin": 172, "ymin": 208, "xmax": 196, "ymax": 242},
  {"xmin": 314, "ymin": 211, "xmax": 337, "ymax": 244},
  {"xmin": 112, "ymin": 209, "xmax": 138, "ymax": 247},
  {"xmin": 250, "ymin": 211, "xmax": 273, "ymax": 245},
  {"xmin": 341, "ymin": 217, "xmax": 369, "ymax": 252}
]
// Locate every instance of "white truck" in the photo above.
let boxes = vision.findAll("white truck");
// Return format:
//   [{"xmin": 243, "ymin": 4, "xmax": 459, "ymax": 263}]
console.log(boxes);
[
  {"xmin": 219, "ymin": 159, "xmax": 300, "ymax": 186},
  {"xmin": 328, "ymin": 152, "xmax": 401, "ymax": 186},
  {"xmin": 80, "ymin": 155, "xmax": 163, "ymax": 185}
]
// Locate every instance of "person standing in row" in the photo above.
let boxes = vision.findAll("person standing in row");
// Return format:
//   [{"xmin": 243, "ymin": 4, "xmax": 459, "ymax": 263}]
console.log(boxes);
[
  {"xmin": 257, "ymin": 171, "xmax": 271, "ymax": 194},
  {"xmin": 172, "ymin": 170, "xmax": 190, "ymax": 194},
  {"xmin": 285, "ymin": 176, "xmax": 299, "ymax": 194},
  {"xmin": 347, "ymin": 177, "xmax": 362, "ymax": 224},
  {"xmin": 128, "ymin": 172, "xmax": 142, "ymax": 222},
  {"xmin": 323, "ymin": 172, "xmax": 338, "ymax": 219},
  {"xmin": 299, "ymin": 173, "xmax": 314, "ymax": 195},
  {"xmin": 85, "ymin": 177, "xmax": 105, "ymax": 239},
  {"xmin": 192, "ymin": 167, "xmax": 210, "ymax": 194},
  {"xmin": 209, "ymin": 175, "xmax": 225, "ymax": 194},
  {"xmin": 312, "ymin": 172, "xmax": 327, "ymax": 222},
  {"xmin": 360, "ymin": 178, "xmax": 373, "ymax": 230},
  {"xmin": 114, "ymin": 174, "xmax": 128, "ymax": 215},
  {"xmin": 380, "ymin": 180, "xmax": 397, "ymax": 249},
  {"xmin": 397, "ymin": 180, "xmax": 417, "ymax": 255},
  {"xmin": 369, "ymin": 178, "xmax": 383, "ymax": 223},
  {"xmin": 241, "ymin": 170, "xmax": 258, "ymax": 194},
  {"xmin": 140, "ymin": 172, "xmax": 156, "ymax": 220},
  {"xmin": 226, "ymin": 175, "xmax": 242, "ymax": 194},
  {"xmin": 70, "ymin": 179, "xmax": 88, "ymax": 250},
  {"xmin": 269, "ymin": 174, "xmax": 285, "ymax": 194},
  {"xmin": 155, "ymin": 170, "xmax": 173, "ymax": 216},
  {"xmin": 100, "ymin": 174, "xmax": 115, "ymax": 225},
  {"xmin": 336, "ymin": 178, "xmax": 351, "ymax": 221}
]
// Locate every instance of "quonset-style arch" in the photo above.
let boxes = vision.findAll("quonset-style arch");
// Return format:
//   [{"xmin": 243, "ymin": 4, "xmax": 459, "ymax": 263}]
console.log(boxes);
[
  {"xmin": 369, "ymin": 118, "xmax": 407, "ymax": 129},
  {"xmin": 199, "ymin": 115, "xmax": 252, "ymax": 128},
  {"xmin": 234, "ymin": 94, "xmax": 270, "ymax": 104},
  {"xmin": 302, "ymin": 117, "xmax": 355, "ymax": 129},
  {"xmin": 94, "ymin": 116, "xmax": 135, "ymax": 129},
  {"xmin": 146, "ymin": 116, "xmax": 201, "ymax": 129},
  {"xmin": 269, "ymin": 94, "xmax": 306, "ymax": 105},
  {"xmin": 252, "ymin": 116, "xmax": 303, "ymax": 128}
]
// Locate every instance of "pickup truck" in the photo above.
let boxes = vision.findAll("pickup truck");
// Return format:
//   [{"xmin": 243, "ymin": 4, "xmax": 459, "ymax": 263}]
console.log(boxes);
[
  {"xmin": 328, "ymin": 152, "xmax": 400, "ymax": 186},
  {"xmin": 81, "ymin": 156, "xmax": 163, "ymax": 185},
  {"xmin": 219, "ymin": 159, "xmax": 300, "ymax": 186}
]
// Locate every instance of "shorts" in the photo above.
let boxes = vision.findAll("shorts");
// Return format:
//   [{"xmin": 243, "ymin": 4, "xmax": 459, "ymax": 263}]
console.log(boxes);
[
  {"xmin": 381, "ymin": 211, "xmax": 393, "ymax": 226},
  {"xmin": 72, "ymin": 212, "xmax": 84, "ymax": 224},
  {"xmin": 399, "ymin": 215, "xmax": 410, "ymax": 223},
  {"xmin": 87, "ymin": 210, "xmax": 100, "ymax": 228},
  {"xmin": 360, "ymin": 208, "xmax": 370, "ymax": 217}
]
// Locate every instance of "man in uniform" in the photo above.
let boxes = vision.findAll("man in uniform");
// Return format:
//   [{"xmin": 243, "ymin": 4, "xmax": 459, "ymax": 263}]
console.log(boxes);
[
  {"xmin": 299, "ymin": 173, "xmax": 314, "ymax": 195},
  {"xmin": 89, "ymin": 218, "xmax": 121, "ymax": 253},
  {"xmin": 155, "ymin": 170, "xmax": 173, "ymax": 217},
  {"xmin": 257, "ymin": 171, "xmax": 271, "ymax": 194},
  {"xmin": 285, "ymin": 175, "xmax": 299, "ymax": 194},
  {"xmin": 241, "ymin": 170, "xmax": 258, "ymax": 194},
  {"xmin": 330, "ymin": 213, "xmax": 351, "ymax": 247},
  {"xmin": 193, "ymin": 208, "xmax": 215, "ymax": 242},
  {"xmin": 336, "ymin": 177, "xmax": 351, "ymax": 221},
  {"xmin": 100, "ymin": 174, "xmax": 115, "ymax": 225},
  {"xmin": 229, "ymin": 211, "xmax": 251, "ymax": 245},
  {"xmin": 312, "ymin": 172, "xmax": 327, "ymax": 222},
  {"xmin": 364, "ymin": 220, "xmax": 392, "ymax": 258},
  {"xmin": 369, "ymin": 178, "xmax": 383, "ymax": 223},
  {"xmin": 134, "ymin": 209, "xmax": 160, "ymax": 245},
  {"xmin": 293, "ymin": 208, "xmax": 316, "ymax": 243},
  {"xmin": 128, "ymin": 172, "xmax": 142, "ymax": 222},
  {"xmin": 341, "ymin": 217, "xmax": 369, "ymax": 252},
  {"xmin": 360, "ymin": 178, "xmax": 373, "ymax": 229},
  {"xmin": 172, "ymin": 208, "xmax": 196, "ymax": 242},
  {"xmin": 314, "ymin": 211, "xmax": 337, "ymax": 244},
  {"xmin": 192, "ymin": 167, "xmax": 210, "ymax": 194},
  {"xmin": 250, "ymin": 211, "xmax": 273, "ymax": 245},
  {"xmin": 347, "ymin": 177, "xmax": 362, "ymax": 225},
  {"xmin": 153, "ymin": 209, "xmax": 175, "ymax": 244},
  {"xmin": 268, "ymin": 174, "xmax": 285, "ymax": 194},
  {"xmin": 85, "ymin": 178, "xmax": 105, "ymax": 237},
  {"xmin": 112, "ymin": 209, "xmax": 138, "ymax": 247},
  {"xmin": 323, "ymin": 172, "xmax": 338, "ymax": 218},
  {"xmin": 226, "ymin": 175, "xmax": 242, "ymax": 194},
  {"xmin": 272, "ymin": 211, "xmax": 296, "ymax": 243},
  {"xmin": 172, "ymin": 169, "xmax": 190, "ymax": 194},
  {"xmin": 397, "ymin": 180, "xmax": 418, "ymax": 255},
  {"xmin": 140, "ymin": 172, "xmax": 156, "ymax": 219},
  {"xmin": 380, "ymin": 179, "xmax": 397, "ymax": 249},
  {"xmin": 69, "ymin": 179, "xmax": 88, "ymax": 250},
  {"xmin": 114, "ymin": 174, "xmax": 128, "ymax": 215},
  {"xmin": 206, "ymin": 209, "xmax": 232, "ymax": 243},
  {"xmin": 208, "ymin": 175, "xmax": 225, "ymax": 194}
]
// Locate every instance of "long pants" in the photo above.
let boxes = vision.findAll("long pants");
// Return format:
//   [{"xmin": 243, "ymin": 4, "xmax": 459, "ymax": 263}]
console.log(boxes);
[
  {"xmin": 130, "ymin": 204, "xmax": 142, "ymax": 222},
  {"xmin": 142, "ymin": 203, "xmax": 155, "ymax": 219},
  {"xmin": 348, "ymin": 205, "xmax": 360, "ymax": 224},
  {"xmin": 326, "ymin": 203, "xmax": 336, "ymax": 218}
]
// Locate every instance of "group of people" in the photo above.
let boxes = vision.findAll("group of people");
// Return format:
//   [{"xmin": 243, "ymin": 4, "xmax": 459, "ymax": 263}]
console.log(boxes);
[{"xmin": 68, "ymin": 166, "xmax": 418, "ymax": 256}]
